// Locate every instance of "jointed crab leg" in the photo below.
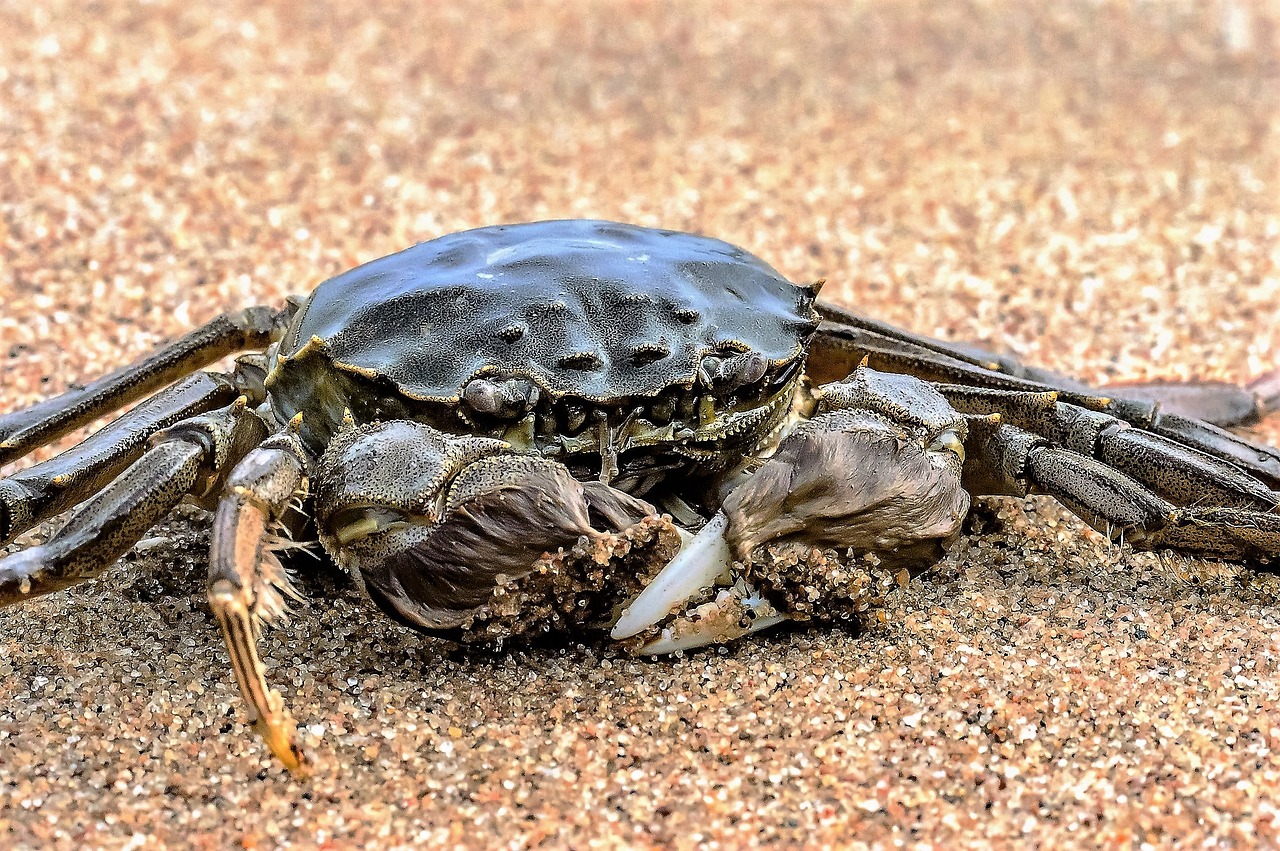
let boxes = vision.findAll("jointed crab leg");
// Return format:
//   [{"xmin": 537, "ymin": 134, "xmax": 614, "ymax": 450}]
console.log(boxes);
[
  {"xmin": 963, "ymin": 416, "xmax": 1280, "ymax": 560},
  {"xmin": 207, "ymin": 429, "xmax": 312, "ymax": 775},
  {"xmin": 812, "ymin": 312, "xmax": 1280, "ymax": 557},
  {"xmin": 814, "ymin": 303, "xmax": 1097, "ymax": 391},
  {"xmin": 811, "ymin": 306, "xmax": 1280, "ymax": 488},
  {"xmin": 816, "ymin": 302, "xmax": 1280, "ymax": 426},
  {"xmin": 902, "ymin": 322, "xmax": 1280, "ymax": 429},
  {"xmin": 937, "ymin": 385, "xmax": 1279, "ymax": 512},
  {"xmin": 0, "ymin": 371, "xmax": 252, "ymax": 545},
  {"xmin": 0, "ymin": 399, "xmax": 267, "ymax": 606},
  {"xmin": 0, "ymin": 305, "xmax": 291, "ymax": 468}
]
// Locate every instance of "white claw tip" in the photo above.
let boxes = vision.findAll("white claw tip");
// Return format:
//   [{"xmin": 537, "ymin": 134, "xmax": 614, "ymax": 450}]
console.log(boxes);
[{"xmin": 610, "ymin": 512, "xmax": 733, "ymax": 639}]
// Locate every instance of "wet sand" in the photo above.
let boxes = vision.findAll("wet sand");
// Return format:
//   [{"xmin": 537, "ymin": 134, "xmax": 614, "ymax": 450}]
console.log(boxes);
[{"xmin": 2, "ymin": 2, "xmax": 1280, "ymax": 847}]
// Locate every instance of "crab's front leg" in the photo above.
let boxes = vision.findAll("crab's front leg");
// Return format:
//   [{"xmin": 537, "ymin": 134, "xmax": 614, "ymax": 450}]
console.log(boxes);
[
  {"xmin": 612, "ymin": 367, "xmax": 972, "ymax": 652},
  {"xmin": 214, "ymin": 417, "xmax": 675, "ymax": 773}
]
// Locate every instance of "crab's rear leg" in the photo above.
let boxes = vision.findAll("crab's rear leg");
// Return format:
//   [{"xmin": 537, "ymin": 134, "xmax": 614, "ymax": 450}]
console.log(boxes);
[
  {"xmin": 0, "ymin": 399, "xmax": 268, "ymax": 605},
  {"xmin": 939, "ymin": 385, "xmax": 1279, "ymax": 513},
  {"xmin": 962, "ymin": 414, "xmax": 1280, "ymax": 558},
  {"xmin": 858, "ymin": 311, "xmax": 1280, "ymax": 430},
  {"xmin": 0, "ymin": 369, "xmax": 253, "ymax": 546},
  {"xmin": 945, "ymin": 335, "xmax": 1280, "ymax": 429},
  {"xmin": 0, "ymin": 305, "xmax": 292, "ymax": 467},
  {"xmin": 810, "ymin": 306, "xmax": 1280, "ymax": 488},
  {"xmin": 1, "ymin": 303, "xmax": 296, "ymax": 547},
  {"xmin": 816, "ymin": 301, "xmax": 1280, "ymax": 426}
]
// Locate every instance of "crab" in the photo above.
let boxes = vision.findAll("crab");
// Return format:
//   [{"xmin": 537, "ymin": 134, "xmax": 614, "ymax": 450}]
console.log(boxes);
[{"xmin": 3, "ymin": 219, "xmax": 1280, "ymax": 775}]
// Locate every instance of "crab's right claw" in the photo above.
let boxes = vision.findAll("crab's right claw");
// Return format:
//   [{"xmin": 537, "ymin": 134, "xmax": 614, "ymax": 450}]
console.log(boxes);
[
  {"xmin": 611, "ymin": 513, "xmax": 732, "ymax": 639},
  {"xmin": 610, "ymin": 513, "xmax": 789, "ymax": 652},
  {"xmin": 612, "ymin": 373, "xmax": 971, "ymax": 653}
]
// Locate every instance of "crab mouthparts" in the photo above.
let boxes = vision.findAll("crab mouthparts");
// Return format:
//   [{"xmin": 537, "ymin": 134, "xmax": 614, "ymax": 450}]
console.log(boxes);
[{"xmin": 610, "ymin": 511, "xmax": 789, "ymax": 653}]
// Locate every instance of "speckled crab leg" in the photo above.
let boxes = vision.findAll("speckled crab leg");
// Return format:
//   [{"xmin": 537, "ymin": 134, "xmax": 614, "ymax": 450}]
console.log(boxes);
[
  {"xmin": 207, "ymin": 427, "xmax": 313, "ymax": 776},
  {"xmin": 811, "ymin": 302, "xmax": 1280, "ymax": 488},
  {"xmin": 814, "ymin": 302, "xmax": 1280, "ymax": 424},
  {"xmin": 0, "ymin": 305, "xmax": 292, "ymax": 468},
  {"xmin": 0, "ymin": 400, "xmax": 267, "ymax": 606},
  {"xmin": 832, "ymin": 308, "xmax": 1280, "ymax": 429},
  {"xmin": 0, "ymin": 372, "xmax": 246, "ymax": 546},
  {"xmin": 961, "ymin": 414, "xmax": 1280, "ymax": 559},
  {"xmin": 937, "ymin": 384, "xmax": 1279, "ymax": 512},
  {"xmin": 812, "ymin": 308, "xmax": 1280, "ymax": 559}
]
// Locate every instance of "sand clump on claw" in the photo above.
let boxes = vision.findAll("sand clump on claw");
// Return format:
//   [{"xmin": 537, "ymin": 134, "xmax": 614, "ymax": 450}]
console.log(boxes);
[
  {"xmin": 618, "ymin": 541, "xmax": 908, "ymax": 655},
  {"xmin": 459, "ymin": 513, "xmax": 906, "ymax": 650},
  {"xmin": 746, "ymin": 544, "xmax": 903, "ymax": 629},
  {"xmin": 457, "ymin": 515, "xmax": 683, "ymax": 645}
]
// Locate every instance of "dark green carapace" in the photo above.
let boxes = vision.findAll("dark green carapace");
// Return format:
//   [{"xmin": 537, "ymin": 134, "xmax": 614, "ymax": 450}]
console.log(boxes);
[
  {"xmin": 267, "ymin": 220, "xmax": 817, "ymax": 469},
  {"xmin": 278, "ymin": 220, "xmax": 814, "ymax": 401}
]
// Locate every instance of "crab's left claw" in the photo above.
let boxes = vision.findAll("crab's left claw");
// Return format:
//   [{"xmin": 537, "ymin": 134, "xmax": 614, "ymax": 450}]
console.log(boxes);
[
  {"xmin": 613, "ymin": 369, "xmax": 972, "ymax": 653},
  {"xmin": 314, "ymin": 420, "xmax": 669, "ymax": 642}
]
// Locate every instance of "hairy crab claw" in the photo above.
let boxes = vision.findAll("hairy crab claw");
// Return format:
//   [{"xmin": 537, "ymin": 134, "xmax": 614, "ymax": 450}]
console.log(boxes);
[{"xmin": 612, "ymin": 369, "xmax": 972, "ymax": 653}]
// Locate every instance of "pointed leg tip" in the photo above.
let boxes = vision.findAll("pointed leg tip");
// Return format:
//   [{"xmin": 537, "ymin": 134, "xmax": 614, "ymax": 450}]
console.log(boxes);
[
  {"xmin": 0, "ymin": 545, "xmax": 61, "ymax": 606},
  {"xmin": 256, "ymin": 715, "xmax": 311, "ymax": 778},
  {"xmin": 251, "ymin": 694, "xmax": 312, "ymax": 777}
]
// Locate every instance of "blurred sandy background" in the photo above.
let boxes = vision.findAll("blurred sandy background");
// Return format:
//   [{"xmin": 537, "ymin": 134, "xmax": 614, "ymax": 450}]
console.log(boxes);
[{"xmin": 2, "ymin": 1, "xmax": 1279, "ymax": 847}]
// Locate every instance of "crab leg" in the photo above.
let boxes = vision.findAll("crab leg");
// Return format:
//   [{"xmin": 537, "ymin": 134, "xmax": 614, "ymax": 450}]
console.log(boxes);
[
  {"xmin": 963, "ymin": 416, "xmax": 1280, "ymax": 559},
  {"xmin": 811, "ymin": 305, "xmax": 1280, "ymax": 488},
  {"xmin": 207, "ymin": 429, "xmax": 312, "ymax": 775},
  {"xmin": 0, "ymin": 400, "xmax": 267, "ymax": 605},
  {"xmin": 815, "ymin": 302, "xmax": 1280, "ymax": 425},
  {"xmin": 0, "ymin": 305, "xmax": 291, "ymax": 468},
  {"xmin": 937, "ymin": 385, "xmax": 1279, "ymax": 512},
  {"xmin": 0, "ymin": 371, "xmax": 247, "ymax": 545},
  {"xmin": 841, "ymin": 307, "xmax": 1280, "ymax": 428},
  {"xmin": 813, "ymin": 302, "xmax": 1106, "ymax": 391},
  {"xmin": 811, "ymin": 311, "xmax": 1280, "ymax": 555}
]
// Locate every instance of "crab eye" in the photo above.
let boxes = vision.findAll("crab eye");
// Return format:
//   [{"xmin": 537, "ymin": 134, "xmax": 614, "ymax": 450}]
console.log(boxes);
[
  {"xmin": 928, "ymin": 429, "xmax": 966, "ymax": 462},
  {"xmin": 462, "ymin": 376, "xmax": 540, "ymax": 418},
  {"xmin": 698, "ymin": 351, "xmax": 768, "ymax": 392}
]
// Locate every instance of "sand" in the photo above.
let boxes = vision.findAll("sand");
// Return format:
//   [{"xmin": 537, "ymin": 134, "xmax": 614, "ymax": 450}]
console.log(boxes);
[{"xmin": 2, "ymin": 1, "xmax": 1280, "ymax": 847}]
